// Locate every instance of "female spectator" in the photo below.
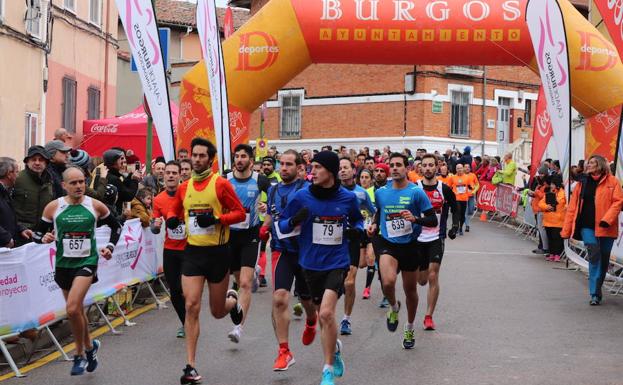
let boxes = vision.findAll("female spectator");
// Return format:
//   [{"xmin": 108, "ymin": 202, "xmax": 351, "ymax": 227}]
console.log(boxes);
[
  {"xmin": 128, "ymin": 188, "xmax": 153, "ymax": 228},
  {"xmin": 483, "ymin": 157, "xmax": 500, "ymax": 181},
  {"xmin": 438, "ymin": 162, "xmax": 452, "ymax": 185},
  {"xmin": 538, "ymin": 175, "xmax": 565, "ymax": 262},
  {"xmin": 475, "ymin": 156, "xmax": 490, "ymax": 180},
  {"xmin": 561, "ymin": 155, "xmax": 623, "ymax": 305}
]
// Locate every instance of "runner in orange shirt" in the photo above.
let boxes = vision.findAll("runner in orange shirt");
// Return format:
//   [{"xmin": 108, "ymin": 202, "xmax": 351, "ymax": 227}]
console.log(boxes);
[
  {"xmin": 407, "ymin": 160, "xmax": 423, "ymax": 183},
  {"xmin": 463, "ymin": 164, "xmax": 480, "ymax": 232},
  {"xmin": 437, "ymin": 162, "xmax": 453, "ymax": 186},
  {"xmin": 449, "ymin": 164, "xmax": 474, "ymax": 235}
]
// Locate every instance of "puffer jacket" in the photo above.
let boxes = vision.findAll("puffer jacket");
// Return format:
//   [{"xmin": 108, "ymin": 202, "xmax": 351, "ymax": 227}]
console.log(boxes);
[{"xmin": 538, "ymin": 188, "xmax": 566, "ymax": 228}]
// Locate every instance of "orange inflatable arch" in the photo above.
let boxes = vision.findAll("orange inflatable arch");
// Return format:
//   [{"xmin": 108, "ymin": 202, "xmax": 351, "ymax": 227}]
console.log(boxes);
[{"xmin": 177, "ymin": 0, "xmax": 623, "ymax": 152}]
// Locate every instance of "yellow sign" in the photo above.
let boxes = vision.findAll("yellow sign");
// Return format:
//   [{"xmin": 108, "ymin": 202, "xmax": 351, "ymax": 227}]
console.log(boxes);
[{"xmin": 256, "ymin": 137, "xmax": 268, "ymax": 159}]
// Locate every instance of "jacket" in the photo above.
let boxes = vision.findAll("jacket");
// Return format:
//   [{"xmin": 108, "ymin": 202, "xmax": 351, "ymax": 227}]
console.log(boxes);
[
  {"xmin": 0, "ymin": 183, "xmax": 27, "ymax": 246},
  {"xmin": 130, "ymin": 198, "xmax": 151, "ymax": 228},
  {"xmin": 501, "ymin": 160, "xmax": 517, "ymax": 185},
  {"xmin": 107, "ymin": 169, "xmax": 139, "ymax": 213},
  {"xmin": 531, "ymin": 184, "xmax": 546, "ymax": 214},
  {"xmin": 538, "ymin": 189, "xmax": 566, "ymax": 228},
  {"xmin": 561, "ymin": 174, "xmax": 623, "ymax": 239},
  {"xmin": 47, "ymin": 162, "xmax": 67, "ymax": 198},
  {"xmin": 13, "ymin": 168, "xmax": 55, "ymax": 230}
]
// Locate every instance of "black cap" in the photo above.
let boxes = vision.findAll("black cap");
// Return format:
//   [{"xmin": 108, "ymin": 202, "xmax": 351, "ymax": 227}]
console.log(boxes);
[
  {"xmin": 24, "ymin": 145, "xmax": 50, "ymax": 163},
  {"xmin": 312, "ymin": 151, "xmax": 340, "ymax": 181}
]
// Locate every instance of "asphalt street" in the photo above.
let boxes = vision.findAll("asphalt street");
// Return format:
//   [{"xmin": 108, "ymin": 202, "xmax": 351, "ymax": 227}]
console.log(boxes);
[{"xmin": 5, "ymin": 221, "xmax": 623, "ymax": 385}]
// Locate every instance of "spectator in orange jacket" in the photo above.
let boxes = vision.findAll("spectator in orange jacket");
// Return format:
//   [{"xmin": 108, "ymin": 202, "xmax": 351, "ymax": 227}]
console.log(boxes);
[
  {"xmin": 449, "ymin": 164, "xmax": 474, "ymax": 235},
  {"xmin": 538, "ymin": 175, "xmax": 566, "ymax": 262},
  {"xmin": 561, "ymin": 155, "xmax": 623, "ymax": 305}
]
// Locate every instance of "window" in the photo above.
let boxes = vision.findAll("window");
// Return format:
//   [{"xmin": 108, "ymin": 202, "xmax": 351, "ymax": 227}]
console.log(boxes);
[
  {"xmin": 62, "ymin": 77, "xmax": 77, "ymax": 133},
  {"xmin": 64, "ymin": 0, "xmax": 76, "ymax": 13},
  {"xmin": 279, "ymin": 90, "xmax": 303, "ymax": 139},
  {"xmin": 450, "ymin": 90, "xmax": 470, "ymax": 137},
  {"xmin": 524, "ymin": 99, "xmax": 532, "ymax": 126},
  {"xmin": 24, "ymin": 113, "xmax": 38, "ymax": 154},
  {"xmin": 26, "ymin": 0, "xmax": 42, "ymax": 37},
  {"xmin": 87, "ymin": 87, "xmax": 101, "ymax": 119},
  {"xmin": 89, "ymin": 0, "xmax": 102, "ymax": 26}
]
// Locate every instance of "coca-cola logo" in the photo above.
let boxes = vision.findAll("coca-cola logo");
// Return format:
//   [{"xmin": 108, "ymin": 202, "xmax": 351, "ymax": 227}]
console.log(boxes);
[
  {"xmin": 604, "ymin": 0, "xmax": 623, "ymax": 41},
  {"xmin": 477, "ymin": 184, "xmax": 496, "ymax": 205},
  {"xmin": 536, "ymin": 109, "xmax": 551, "ymax": 138},
  {"xmin": 90, "ymin": 123, "xmax": 118, "ymax": 134}
]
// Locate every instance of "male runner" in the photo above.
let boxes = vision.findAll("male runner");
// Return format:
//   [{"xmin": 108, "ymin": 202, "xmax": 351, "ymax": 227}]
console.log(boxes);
[
  {"xmin": 151, "ymin": 161, "xmax": 187, "ymax": 338},
  {"xmin": 416, "ymin": 154, "xmax": 460, "ymax": 331},
  {"xmin": 35, "ymin": 167, "xmax": 122, "ymax": 375},
  {"xmin": 463, "ymin": 164, "xmax": 479, "ymax": 232},
  {"xmin": 259, "ymin": 149, "xmax": 318, "ymax": 371},
  {"xmin": 338, "ymin": 158, "xmax": 375, "ymax": 335},
  {"xmin": 226, "ymin": 144, "xmax": 270, "ymax": 343},
  {"xmin": 372, "ymin": 162, "xmax": 390, "ymax": 307},
  {"xmin": 367, "ymin": 153, "xmax": 437, "ymax": 349},
  {"xmin": 279, "ymin": 151, "xmax": 363, "ymax": 385},
  {"xmin": 448, "ymin": 164, "xmax": 474, "ymax": 235},
  {"xmin": 166, "ymin": 138, "xmax": 246, "ymax": 385}
]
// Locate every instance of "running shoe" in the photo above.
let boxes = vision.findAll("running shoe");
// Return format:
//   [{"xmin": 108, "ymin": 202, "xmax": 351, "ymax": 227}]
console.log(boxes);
[
  {"xmin": 320, "ymin": 368, "xmax": 335, "ymax": 385},
  {"xmin": 273, "ymin": 348, "xmax": 295, "ymax": 371},
  {"xmin": 362, "ymin": 287, "xmax": 371, "ymax": 299},
  {"xmin": 423, "ymin": 315, "xmax": 436, "ymax": 331},
  {"xmin": 302, "ymin": 317, "xmax": 317, "ymax": 345},
  {"xmin": 402, "ymin": 325, "xmax": 415, "ymax": 349},
  {"xmin": 458, "ymin": 229, "xmax": 464, "ymax": 236},
  {"xmin": 293, "ymin": 302, "xmax": 304, "ymax": 317},
  {"xmin": 180, "ymin": 364, "xmax": 202, "ymax": 385},
  {"xmin": 85, "ymin": 339, "xmax": 100, "ymax": 372},
  {"xmin": 228, "ymin": 325, "xmax": 242, "ymax": 343},
  {"xmin": 340, "ymin": 319, "xmax": 352, "ymax": 335},
  {"xmin": 378, "ymin": 297, "xmax": 390, "ymax": 308},
  {"xmin": 70, "ymin": 355, "xmax": 87, "ymax": 376},
  {"xmin": 333, "ymin": 339, "xmax": 344, "ymax": 377},
  {"xmin": 545, "ymin": 254, "xmax": 554, "ymax": 261},
  {"xmin": 177, "ymin": 326, "xmax": 186, "ymax": 338},
  {"xmin": 259, "ymin": 275, "xmax": 268, "ymax": 287},
  {"xmin": 227, "ymin": 289, "xmax": 244, "ymax": 325},
  {"xmin": 252, "ymin": 265, "xmax": 261, "ymax": 293},
  {"xmin": 532, "ymin": 248, "xmax": 547, "ymax": 254},
  {"xmin": 386, "ymin": 301, "xmax": 400, "ymax": 332},
  {"xmin": 465, "ymin": 226, "xmax": 470, "ymax": 232},
  {"xmin": 590, "ymin": 296, "xmax": 601, "ymax": 306},
  {"xmin": 551, "ymin": 255, "xmax": 561, "ymax": 262}
]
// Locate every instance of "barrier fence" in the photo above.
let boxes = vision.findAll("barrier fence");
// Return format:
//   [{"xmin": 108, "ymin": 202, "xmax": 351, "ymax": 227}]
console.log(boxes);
[{"xmin": 0, "ymin": 219, "xmax": 166, "ymax": 377}]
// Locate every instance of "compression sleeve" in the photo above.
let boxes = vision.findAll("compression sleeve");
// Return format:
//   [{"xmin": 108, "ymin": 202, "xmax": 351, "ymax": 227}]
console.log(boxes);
[
  {"xmin": 415, "ymin": 208, "xmax": 438, "ymax": 228},
  {"xmin": 32, "ymin": 217, "xmax": 54, "ymax": 243},
  {"xmin": 98, "ymin": 213, "xmax": 122, "ymax": 248}
]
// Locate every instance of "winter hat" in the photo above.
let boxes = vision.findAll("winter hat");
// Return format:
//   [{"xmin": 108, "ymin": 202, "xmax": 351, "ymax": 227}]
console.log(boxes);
[
  {"xmin": 69, "ymin": 149, "xmax": 90, "ymax": 169},
  {"xmin": 537, "ymin": 165, "xmax": 549, "ymax": 176},
  {"xmin": 312, "ymin": 151, "xmax": 340, "ymax": 180},
  {"xmin": 24, "ymin": 145, "xmax": 50, "ymax": 163},
  {"xmin": 374, "ymin": 163, "xmax": 390, "ymax": 175},
  {"xmin": 464, "ymin": 146, "xmax": 472, "ymax": 154},
  {"xmin": 103, "ymin": 149, "xmax": 124, "ymax": 167}
]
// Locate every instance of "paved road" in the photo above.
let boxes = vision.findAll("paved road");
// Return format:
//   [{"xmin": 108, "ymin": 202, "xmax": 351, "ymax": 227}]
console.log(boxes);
[{"xmin": 6, "ymin": 221, "xmax": 623, "ymax": 385}]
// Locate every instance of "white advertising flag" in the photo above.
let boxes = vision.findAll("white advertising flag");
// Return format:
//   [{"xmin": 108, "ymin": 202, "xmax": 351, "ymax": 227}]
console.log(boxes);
[
  {"xmin": 197, "ymin": 0, "xmax": 231, "ymax": 172},
  {"xmin": 116, "ymin": 0, "xmax": 175, "ymax": 161},
  {"xmin": 526, "ymin": 0, "xmax": 572, "ymax": 175}
]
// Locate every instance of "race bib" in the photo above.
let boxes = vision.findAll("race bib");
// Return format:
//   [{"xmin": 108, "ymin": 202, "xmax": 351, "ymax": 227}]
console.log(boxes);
[
  {"xmin": 385, "ymin": 215, "xmax": 413, "ymax": 238},
  {"xmin": 62, "ymin": 233, "xmax": 91, "ymax": 258},
  {"xmin": 188, "ymin": 209, "xmax": 215, "ymax": 236},
  {"xmin": 457, "ymin": 185, "xmax": 467, "ymax": 194},
  {"xmin": 275, "ymin": 223, "xmax": 301, "ymax": 240},
  {"xmin": 312, "ymin": 217, "xmax": 343, "ymax": 245},
  {"xmin": 167, "ymin": 223, "xmax": 186, "ymax": 240},
  {"xmin": 231, "ymin": 213, "xmax": 251, "ymax": 230}
]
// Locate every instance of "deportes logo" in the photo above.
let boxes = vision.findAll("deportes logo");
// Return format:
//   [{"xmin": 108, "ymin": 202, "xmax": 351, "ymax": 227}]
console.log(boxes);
[{"xmin": 236, "ymin": 31, "xmax": 280, "ymax": 71}]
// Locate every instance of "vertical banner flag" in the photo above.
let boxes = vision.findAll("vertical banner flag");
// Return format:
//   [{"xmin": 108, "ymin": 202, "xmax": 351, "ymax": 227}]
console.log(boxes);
[
  {"xmin": 593, "ymin": 1, "xmax": 623, "ymax": 57},
  {"xmin": 116, "ymin": 0, "xmax": 175, "ymax": 161},
  {"xmin": 585, "ymin": 105, "xmax": 622, "ymax": 160},
  {"xmin": 223, "ymin": 7, "xmax": 234, "ymax": 38},
  {"xmin": 530, "ymin": 87, "xmax": 553, "ymax": 180},
  {"xmin": 197, "ymin": 0, "xmax": 231, "ymax": 172},
  {"xmin": 526, "ymin": 0, "xmax": 572, "ymax": 180}
]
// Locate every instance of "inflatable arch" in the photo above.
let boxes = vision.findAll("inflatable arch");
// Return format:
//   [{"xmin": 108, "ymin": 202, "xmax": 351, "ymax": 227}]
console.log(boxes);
[{"xmin": 177, "ymin": 0, "xmax": 623, "ymax": 152}]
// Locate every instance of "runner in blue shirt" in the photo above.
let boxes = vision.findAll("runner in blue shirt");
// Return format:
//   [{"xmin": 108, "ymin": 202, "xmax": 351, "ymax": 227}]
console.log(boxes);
[
  {"xmin": 367, "ymin": 153, "xmax": 437, "ymax": 350},
  {"xmin": 279, "ymin": 151, "xmax": 363, "ymax": 385},
  {"xmin": 259, "ymin": 149, "xmax": 317, "ymax": 372},
  {"xmin": 337, "ymin": 157, "xmax": 375, "ymax": 336}
]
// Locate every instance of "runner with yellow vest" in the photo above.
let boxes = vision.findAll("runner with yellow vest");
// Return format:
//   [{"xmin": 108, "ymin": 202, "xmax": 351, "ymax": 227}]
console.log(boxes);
[{"xmin": 166, "ymin": 138, "xmax": 246, "ymax": 385}]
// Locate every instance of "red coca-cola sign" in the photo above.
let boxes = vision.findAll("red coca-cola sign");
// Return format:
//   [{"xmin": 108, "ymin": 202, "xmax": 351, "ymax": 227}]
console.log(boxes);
[
  {"xmin": 90, "ymin": 123, "xmax": 119, "ymax": 134},
  {"xmin": 477, "ymin": 182, "xmax": 497, "ymax": 212}
]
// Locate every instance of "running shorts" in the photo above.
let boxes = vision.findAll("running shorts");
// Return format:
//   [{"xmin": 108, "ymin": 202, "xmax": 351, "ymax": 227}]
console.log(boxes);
[
  {"xmin": 272, "ymin": 250, "xmax": 311, "ymax": 300},
  {"xmin": 54, "ymin": 265, "xmax": 98, "ymax": 291},
  {"xmin": 302, "ymin": 268, "xmax": 348, "ymax": 305},
  {"xmin": 182, "ymin": 244, "xmax": 231, "ymax": 283},
  {"xmin": 373, "ymin": 236, "xmax": 428, "ymax": 272},
  {"xmin": 417, "ymin": 239, "xmax": 442, "ymax": 267},
  {"xmin": 229, "ymin": 226, "xmax": 260, "ymax": 272}
]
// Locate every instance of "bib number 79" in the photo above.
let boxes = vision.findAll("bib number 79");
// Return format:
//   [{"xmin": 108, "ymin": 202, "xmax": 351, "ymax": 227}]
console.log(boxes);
[{"xmin": 323, "ymin": 224, "xmax": 334, "ymax": 236}]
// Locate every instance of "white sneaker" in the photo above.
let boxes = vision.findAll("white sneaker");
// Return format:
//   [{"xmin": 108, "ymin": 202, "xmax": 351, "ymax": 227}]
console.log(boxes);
[{"xmin": 228, "ymin": 325, "xmax": 242, "ymax": 343}]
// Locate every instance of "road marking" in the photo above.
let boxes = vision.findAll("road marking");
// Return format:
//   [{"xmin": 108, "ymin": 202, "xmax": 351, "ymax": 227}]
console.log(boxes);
[
  {"xmin": 446, "ymin": 250, "xmax": 534, "ymax": 256},
  {"xmin": 0, "ymin": 299, "xmax": 164, "ymax": 381}
]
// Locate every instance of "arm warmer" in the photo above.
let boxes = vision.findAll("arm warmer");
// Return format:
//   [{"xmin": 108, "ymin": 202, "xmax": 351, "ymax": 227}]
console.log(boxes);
[
  {"xmin": 98, "ymin": 213, "xmax": 122, "ymax": 248},
  {"xmin": 32, "ymin": 218, "xmax": 54, "ymax": 244},
  {"xmin": 415, "ymin": 208, "xmax": 438, "ymax": 228}
]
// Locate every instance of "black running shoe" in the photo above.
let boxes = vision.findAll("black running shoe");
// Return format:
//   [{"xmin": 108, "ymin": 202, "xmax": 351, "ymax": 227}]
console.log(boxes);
[
  {"xmin": 227, "ymin": 289, "xmax": 244, "ymax": 325},
  {"xmin": 180, "ymin": 364, "xmax": 202, "ymax": 385}
]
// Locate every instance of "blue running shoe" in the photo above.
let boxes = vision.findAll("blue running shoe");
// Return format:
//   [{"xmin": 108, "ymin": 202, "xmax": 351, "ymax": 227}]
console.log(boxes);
[
  {"xmin": 320, "ymin": 369, "xmax": 335, "ymax": 385},
  {"xmin": 333, "ymin": 339, "xmax": 344, "ymax": 377},
  {"xmin": 71, "ymin": 355, "xmax": 87, "ymax": 376},
  {"xmin": 85, "ymin": 339, "xmax": 100, "ymax": 372},
  {"xmin": 378, "ymin": 297, "xmax": 389, "ymax": 308},
  {"xmin": 340, "ymin": 319, "xmax": 352, "ymax": 335}
]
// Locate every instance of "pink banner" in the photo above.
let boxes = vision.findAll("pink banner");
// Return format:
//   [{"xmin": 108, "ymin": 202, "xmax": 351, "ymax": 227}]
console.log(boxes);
[
  {"xmin": 495, "ymin": 184, "xmax": 520, "ymax": 218},
  {"xmin": 530, "ymin": 87, "xmax": 552, "ymax": 179}
]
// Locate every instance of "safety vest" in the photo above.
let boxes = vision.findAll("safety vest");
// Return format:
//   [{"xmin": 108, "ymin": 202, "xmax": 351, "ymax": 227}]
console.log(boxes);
[
  {"xmin": 416, "ymin": 180, "xmax": 444, "ymax": 242},
  {"xmin": 183, "ymin": 176, "xmax": 229, "ymax": 246}
]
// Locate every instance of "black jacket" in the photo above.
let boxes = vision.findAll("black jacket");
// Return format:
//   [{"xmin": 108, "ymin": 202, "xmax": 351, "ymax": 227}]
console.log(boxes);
[
  {"xmin": 106, "ymin": 169, "xmax": 139, "ymax": 212},
  {"xmin": 47, "ymin": 163, "xmax": 66, "ymax": 198},
  {"xmin": 0, "ymin": 183, "xmax": 27, "ymax": 247}
]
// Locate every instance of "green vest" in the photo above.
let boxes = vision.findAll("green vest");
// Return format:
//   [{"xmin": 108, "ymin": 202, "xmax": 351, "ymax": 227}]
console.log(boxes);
[{"xmin": 53, "ymin": 197, "xmax": 98, "ymax": 269}]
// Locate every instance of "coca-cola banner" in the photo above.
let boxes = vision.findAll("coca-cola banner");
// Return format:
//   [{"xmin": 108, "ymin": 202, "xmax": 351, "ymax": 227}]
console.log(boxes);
[
  {"xmin": 477, "ymin": 182, "xmax": 497, "ymax": 212},
  {"xmin": 593, "ymin": 0, "xmax": 623, "ymax": 58},
  {"xmin": 495, "ymin": 183, "xmax": 520, "ymax": 218}
]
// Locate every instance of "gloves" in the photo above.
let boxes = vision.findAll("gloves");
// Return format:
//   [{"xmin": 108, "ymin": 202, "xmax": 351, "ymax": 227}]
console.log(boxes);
[
  {"xmin": 599, "ymin": 221, "xmax": 610, "ymax": 229},
  {"xmin": 448, "ymin": 226, "xmax": 458, "ymax": 240},
  {"xmin": 345, "ymin": 227, "xmax": 362, "ymax": 241},
  {"xmin": 289, "ymin": 207, "xmax": 309, "ymax": 227},
  {"xmin": 196, "ymin": 213, "xmax": 217, "ymax": 228},
  {"xmin": 259, "ymin": 225, "xmax": 271, "ymax": 242},
  {"xmin": 166, "ymin": 217, "xmax": 180, "ymax": 230}
]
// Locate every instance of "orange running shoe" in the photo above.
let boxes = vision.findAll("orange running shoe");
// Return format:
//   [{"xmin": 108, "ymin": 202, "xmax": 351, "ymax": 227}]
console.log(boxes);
[
  {"xmin": 302, "ymin": 317, "xmax": 317, "ymax": 346},
  {"xmin": 273, "ymin": 348, "xmax": 295, "ymax": 371},
  {"xmin": 423, "ymin": 315, "xmax": 436, "ymax": 331}
]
